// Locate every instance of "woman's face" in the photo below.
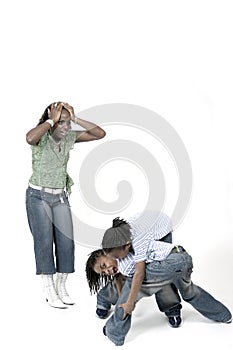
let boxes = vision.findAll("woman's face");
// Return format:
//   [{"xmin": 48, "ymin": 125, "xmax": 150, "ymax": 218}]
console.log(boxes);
[
  {"xmin": 51, "ymin": 108, "xmax": 71, "ymax": 141},
  {"xmin": 94, "ymin": 255, "xmax": 119, "ymax": 276}
]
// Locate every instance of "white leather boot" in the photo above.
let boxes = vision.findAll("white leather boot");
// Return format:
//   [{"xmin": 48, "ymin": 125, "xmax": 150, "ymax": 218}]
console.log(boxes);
[
  {"xmin": 41, "ymin": 274, "xmax": 67, "ymax": 309},
  {"xmin": 55, "ymin": 273, "xmax": 75, "ymax": 305}
]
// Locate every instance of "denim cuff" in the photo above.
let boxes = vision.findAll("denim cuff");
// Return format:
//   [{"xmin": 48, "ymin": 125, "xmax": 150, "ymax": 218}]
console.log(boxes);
[{"xmin": 105, "ymin": 327, "xmax": 125, "ymax": 347}]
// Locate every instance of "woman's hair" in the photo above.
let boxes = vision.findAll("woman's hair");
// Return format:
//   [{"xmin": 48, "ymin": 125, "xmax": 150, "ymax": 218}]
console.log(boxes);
[
  {"xmin": 85, "ymin": 249, "xmax": 113, "ymax": 295},
  {"xmin": 37, "ymin": 104, "xmax": 52, "ymax": 125}
]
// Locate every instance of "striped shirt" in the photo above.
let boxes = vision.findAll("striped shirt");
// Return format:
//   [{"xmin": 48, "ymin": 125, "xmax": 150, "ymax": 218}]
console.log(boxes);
[{"xmin": 118, "ymin": 211, "xmax": 174, "ymax": 276}]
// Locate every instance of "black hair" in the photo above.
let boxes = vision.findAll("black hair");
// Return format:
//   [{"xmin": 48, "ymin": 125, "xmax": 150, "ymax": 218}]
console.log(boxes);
[
  {"xmin": 37, "ymin": 104, "xmax": 52, "ymax": 126},
  {"xmin": 112, "ymin": 217, "xmax": 129, "ymax": 228},
  {"xmin": 85, "ymin": 249, "xmax": 113, "ymax": 295}
]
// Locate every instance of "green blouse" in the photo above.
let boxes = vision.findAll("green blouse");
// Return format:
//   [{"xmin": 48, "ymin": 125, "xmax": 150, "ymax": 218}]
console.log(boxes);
[{"xmin": 29, "ymin": 131, "xmax": 77, "ymax": 195}]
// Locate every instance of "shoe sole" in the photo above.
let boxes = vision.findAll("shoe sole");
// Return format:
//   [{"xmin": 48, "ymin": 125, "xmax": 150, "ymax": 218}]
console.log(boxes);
[
  {"xmin": 168, "ymin": 317, "xmax": 182, "ymax": 328},
  {"xmin": 46, "ymin": 299, "xmax": 68, "ymax": 309}
]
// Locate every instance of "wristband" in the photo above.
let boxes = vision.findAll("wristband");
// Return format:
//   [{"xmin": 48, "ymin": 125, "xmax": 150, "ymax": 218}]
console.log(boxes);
[{"xmin": 45, "ymin": 119, "xmax": 54, "ymax": 127}]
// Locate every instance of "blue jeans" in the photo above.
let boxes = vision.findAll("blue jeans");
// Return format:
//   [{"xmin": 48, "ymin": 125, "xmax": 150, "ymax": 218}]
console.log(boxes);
[
  {"xmin": 26, "ymin": 187, "xmax": 75, "ymax": 274},
  {"xmin": 97, "ymin": 279, "xmax": 181, "ymax": 317},
  {"xmin": 105, "ymin": 248, "xmax": 232, "ymax": 346}
]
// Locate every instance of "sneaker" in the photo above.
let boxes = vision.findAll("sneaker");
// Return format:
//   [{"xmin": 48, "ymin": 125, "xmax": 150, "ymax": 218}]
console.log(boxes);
[
  {"xmin": 168, "ymin": 316, "xmax": 182, "ymax": 328},
  {"xmin": 96, "ymin": 308, "xmax": 109, "ymax": 319}
]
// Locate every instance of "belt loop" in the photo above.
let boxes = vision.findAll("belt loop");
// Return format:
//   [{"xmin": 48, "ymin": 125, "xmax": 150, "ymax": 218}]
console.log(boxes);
[{"xmin": 60, "ymin": 194, "xmax": 64, "ymax": 203}]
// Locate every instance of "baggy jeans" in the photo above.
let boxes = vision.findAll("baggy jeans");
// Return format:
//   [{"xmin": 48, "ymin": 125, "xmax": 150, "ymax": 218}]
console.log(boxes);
[
  {"xmin": 105, "ymin": 248, "xmax": 232, "ymax": 346},
  {"xmin": 97, "ymin": 278, "xmax": 182, "ymax": 317},
  {"xmin": 26, "ymin": 187, "xmax": 75, "ymax": 274}
]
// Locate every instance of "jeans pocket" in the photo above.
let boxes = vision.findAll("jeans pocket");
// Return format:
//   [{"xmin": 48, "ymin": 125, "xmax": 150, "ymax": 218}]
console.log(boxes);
[
  {"xmin": 181, "ymin": 254, "xmax": 193, "ymax": 283},
  {"xmin": 61, "ymin": 192, "xmax": 71, "ymax": 207},
  {"xmin": 27, "ymin": 187, "xmax": 43, "ymax": 200},
  {"xmin": 182, "ymin": 266, "xmax": 193, "ymax": 283}
]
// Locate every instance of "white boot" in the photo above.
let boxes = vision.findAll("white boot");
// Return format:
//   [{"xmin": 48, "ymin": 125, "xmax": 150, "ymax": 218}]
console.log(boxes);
[
  {"xmin": 41, "ymin": 274, "xmax": 67, "ymax": 309},
  {"xmin": 55, "ymin": 273, "xmax": 75, "ymax": 305}
]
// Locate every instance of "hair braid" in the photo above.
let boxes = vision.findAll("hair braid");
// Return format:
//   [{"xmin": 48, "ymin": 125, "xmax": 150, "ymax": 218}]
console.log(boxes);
[
  {"xmin": 85, "ymin": 249, "xmax": 112, "ymax": 295},
  {"xmin": 37, "ymin": 104, "xmax": 52, "ymax": 125}
]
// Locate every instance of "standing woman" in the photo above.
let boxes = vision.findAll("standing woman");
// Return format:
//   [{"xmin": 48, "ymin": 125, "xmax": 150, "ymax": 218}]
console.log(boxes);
[{"xmin": 26, "ymin": 101, "xmax": 106, "ymax": 308}]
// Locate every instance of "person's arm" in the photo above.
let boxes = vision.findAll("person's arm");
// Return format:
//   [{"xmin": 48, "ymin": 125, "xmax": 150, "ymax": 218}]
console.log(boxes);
[
  {"xmin": 26, "ymin": 122, "xmax": 52, "ymax": 145},
  {"xmin": 26, "ymin": 102, "xmax": 63, "ymax": 145},
  {"xmin": 115, "ymin": 274, "xmax": 123, "ymax": 295},
  {"xmin": 74, "ymin": 118, "xmax": 106, "ymax": 142},
  {"xmin": 63, "ymin": 102, "xmax": 106, "ymax": 142},
  {"xmin": 119, "ymin": 261, "xmax": 145, "ymax": 319}
]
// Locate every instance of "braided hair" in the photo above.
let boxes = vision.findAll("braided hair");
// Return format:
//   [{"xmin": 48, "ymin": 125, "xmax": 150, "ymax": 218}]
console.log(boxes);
[{"xmin": 85, "ymin": 249, "xmax": 113, "ymax": 295}]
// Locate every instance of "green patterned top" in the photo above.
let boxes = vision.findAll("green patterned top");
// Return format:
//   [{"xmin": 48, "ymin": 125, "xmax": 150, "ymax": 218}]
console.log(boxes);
[{"xmin": 29, "ymin": 131, "xmax": 77, "ymax": 195}]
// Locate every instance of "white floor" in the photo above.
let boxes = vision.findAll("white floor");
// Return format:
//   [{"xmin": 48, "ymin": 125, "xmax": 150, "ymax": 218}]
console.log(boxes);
[{"xmin": 2, "ymin": 244, "xmax": 232, "ymax": 350}]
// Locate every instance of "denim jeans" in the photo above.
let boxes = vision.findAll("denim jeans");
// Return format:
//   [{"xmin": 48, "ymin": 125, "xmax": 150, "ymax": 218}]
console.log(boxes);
[
  {"xmin": 105, "ymin": 248, "xmax": 232, "ymax": 346},
  {"xmin": 97, "ymin": 279, "xmax": 120, "ymax": 310},
  {"xmin": 97, "ymin": 279, "xmax": 181, "ymax": 317},
  {"xmin": 26, "ymin": 187, "xmax": 75, "ymax": 274}
]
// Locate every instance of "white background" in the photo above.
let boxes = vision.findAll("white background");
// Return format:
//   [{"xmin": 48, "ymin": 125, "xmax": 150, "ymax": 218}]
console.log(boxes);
[{"xmin": 1, "ymin": 1, "xmax": 233, "ymax": 349}]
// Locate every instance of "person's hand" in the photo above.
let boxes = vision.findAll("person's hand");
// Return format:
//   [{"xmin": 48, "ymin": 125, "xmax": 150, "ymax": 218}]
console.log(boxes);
[
  {"xmin": 62, "ymin": 102, "xmax": 76, "ymax": 122},
  {"xmin": 48, "ymin": 102, "xmax": 63, "ymax": 123},
  {"xmin": 119, "ymin": 301, "xmax": 135, "ymax": 320}
]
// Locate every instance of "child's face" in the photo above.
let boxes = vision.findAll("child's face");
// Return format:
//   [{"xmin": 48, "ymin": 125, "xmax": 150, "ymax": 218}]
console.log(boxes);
[
  {"xmin": 107, "ymin": 244, "xmax": 131, "ymax": 260},
  {"xmin": 94, "ymin": 255, "xmax": 119, "ymax": 276}
]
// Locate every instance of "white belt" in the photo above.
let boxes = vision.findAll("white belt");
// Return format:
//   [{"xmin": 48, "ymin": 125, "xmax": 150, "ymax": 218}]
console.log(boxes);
[{"xmin": 29, "ymin": 183, "xmax": 64, "ymax": 194}]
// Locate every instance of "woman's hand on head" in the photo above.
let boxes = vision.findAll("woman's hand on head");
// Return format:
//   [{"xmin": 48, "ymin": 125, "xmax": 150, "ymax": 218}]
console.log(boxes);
[
  {"xmin": 62, "ymin": 102, "xmax": 76, "ymax": 122},
  {"xmin": 48, "ymin": 102, "xmax": 63, "ymax": 124}
]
